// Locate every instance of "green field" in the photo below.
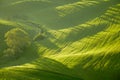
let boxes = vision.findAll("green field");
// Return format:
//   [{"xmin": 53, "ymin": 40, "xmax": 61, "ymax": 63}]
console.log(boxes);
[{"xmin": 0, "ymin": 0, "xmax": 120, "ymax": 80}]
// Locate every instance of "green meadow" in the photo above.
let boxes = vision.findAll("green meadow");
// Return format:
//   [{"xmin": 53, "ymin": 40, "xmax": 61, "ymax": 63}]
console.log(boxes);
[{"xmin": 0, "ymin": 0, "xmax": 120, "ymax": 80}]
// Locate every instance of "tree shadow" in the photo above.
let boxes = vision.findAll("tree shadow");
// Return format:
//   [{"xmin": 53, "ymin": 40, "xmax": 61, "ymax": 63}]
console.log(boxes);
[{"xmin": 37, "ymin": 38, "xmax": 59, "ymax": 50}]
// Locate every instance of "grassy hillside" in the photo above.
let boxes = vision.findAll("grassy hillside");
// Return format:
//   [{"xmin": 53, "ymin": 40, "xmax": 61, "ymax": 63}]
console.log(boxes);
[{"xmin": 0, "ymin": 0, "xmax": 120, "ymax": 80}]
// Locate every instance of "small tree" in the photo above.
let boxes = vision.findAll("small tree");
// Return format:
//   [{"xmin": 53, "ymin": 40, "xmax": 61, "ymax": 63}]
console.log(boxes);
[{"xmin": 4, "ymin": 28, "xmax": 31, "ymax": 57}]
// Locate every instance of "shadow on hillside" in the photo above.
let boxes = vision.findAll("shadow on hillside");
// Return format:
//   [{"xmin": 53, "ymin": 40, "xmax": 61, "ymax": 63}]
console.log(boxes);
[
  {"xmin": 51, "ymin": 0, "xmax": 118, "ymax": 29},
  {"xmin": 58, "ymin": 23, "xmax": 109, "ymax": 43},
  {"xmin": 14, "ymin": 57, "xmax": 83, "ymax": 80},
  {"xmin": 100, "ymin": 4, "xmax": 120, "ymax": 24}
]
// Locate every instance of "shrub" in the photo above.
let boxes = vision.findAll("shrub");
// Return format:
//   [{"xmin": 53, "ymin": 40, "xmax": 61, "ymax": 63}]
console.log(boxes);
[{"xmin": 33, "ymin": 33, "xmax": 45, "ymax": 41}]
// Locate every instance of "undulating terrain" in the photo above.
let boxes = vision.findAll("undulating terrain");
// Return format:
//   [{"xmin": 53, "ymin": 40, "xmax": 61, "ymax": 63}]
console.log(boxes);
[{"xmin": 0, "ymin": 0, "xmax": 120, "ymax": 80}]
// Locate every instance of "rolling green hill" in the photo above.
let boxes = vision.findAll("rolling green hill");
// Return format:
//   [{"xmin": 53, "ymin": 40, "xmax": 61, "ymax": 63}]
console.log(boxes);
[{"xmin": 0, "ymin": 0, "xmax": 120, "ymax": 80}]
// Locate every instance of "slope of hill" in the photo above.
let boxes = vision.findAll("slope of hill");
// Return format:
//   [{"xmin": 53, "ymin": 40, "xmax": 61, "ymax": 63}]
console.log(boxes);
[{"xmin": 0, "ymin": 0, "xmax": 120, "ymax": 80}]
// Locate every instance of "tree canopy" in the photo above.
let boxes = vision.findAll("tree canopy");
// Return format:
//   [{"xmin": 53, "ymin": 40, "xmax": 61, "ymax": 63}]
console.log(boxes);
[{"xmin": 4, "ymin": 28, "xmax": 31, "ymax": 57}]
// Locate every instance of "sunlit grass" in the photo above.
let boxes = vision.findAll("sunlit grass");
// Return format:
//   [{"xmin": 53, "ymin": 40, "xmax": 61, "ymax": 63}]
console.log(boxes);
[{"xmin": 11, "ymin": 0, "xmax": 50, "ymax": 5}]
